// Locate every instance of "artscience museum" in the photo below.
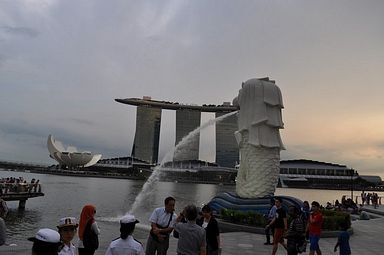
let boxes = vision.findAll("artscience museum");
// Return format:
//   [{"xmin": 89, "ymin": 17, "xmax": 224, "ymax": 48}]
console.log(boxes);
[{"xmin": 47, "ymin": 134, "xmax": 102, "ymax": 168}]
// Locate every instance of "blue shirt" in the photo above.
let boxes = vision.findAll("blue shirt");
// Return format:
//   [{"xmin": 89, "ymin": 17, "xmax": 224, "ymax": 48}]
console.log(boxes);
[
  {"xmin": 268, "ymin": 205, "xmax": 277, "ymax": 220},
  {"xmin": 337, "ymin": 231, "xmax": 351, "ymax": 255},
  {"xmin": 149, "ymin": 207, "xmax": 177, "ymax": 228}
]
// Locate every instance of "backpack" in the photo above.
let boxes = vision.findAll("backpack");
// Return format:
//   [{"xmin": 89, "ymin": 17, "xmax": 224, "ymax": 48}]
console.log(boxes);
[{"xmin": 83, "ymin": 220, "xmax": 99, "ymax": 250}]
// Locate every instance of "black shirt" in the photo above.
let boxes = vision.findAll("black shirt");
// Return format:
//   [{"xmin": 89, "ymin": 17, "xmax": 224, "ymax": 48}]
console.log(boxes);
[{"xmin": 274, "ymin": 207, "xmax": 286, "ymax": 229}]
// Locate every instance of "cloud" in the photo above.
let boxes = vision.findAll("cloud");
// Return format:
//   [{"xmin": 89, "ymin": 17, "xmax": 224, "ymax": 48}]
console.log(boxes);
[
  {"xmin": 0, "ymin": 0, "xmax": 383, "ymax": 179},
  {"xmin": 0, "ymin": 26, "xmax": 39, "ymax": 38}
]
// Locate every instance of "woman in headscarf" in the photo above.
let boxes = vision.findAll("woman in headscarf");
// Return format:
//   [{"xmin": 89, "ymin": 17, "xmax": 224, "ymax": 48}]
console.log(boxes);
[{"xmin": 78, "ymin": 204, "xmax": 99, "ymax": 255}]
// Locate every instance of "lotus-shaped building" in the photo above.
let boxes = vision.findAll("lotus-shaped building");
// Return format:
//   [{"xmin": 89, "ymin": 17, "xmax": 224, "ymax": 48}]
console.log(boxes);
[{"xmin": 47, "ymin": 135, "xmax": 102, "ymax": 168}]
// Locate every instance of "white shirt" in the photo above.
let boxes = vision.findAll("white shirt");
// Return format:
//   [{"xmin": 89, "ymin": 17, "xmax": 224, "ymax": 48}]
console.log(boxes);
[
  {"xmin": 58, "ymin": 243, "xmax": 76, "ymax": 255},
  {"xmin": 148, "ymin": 207, "xmax": 177, "ymax": 228},
  {"xmin": 105, "ymin": 236, "xmax": 144, "ymax": 255}
]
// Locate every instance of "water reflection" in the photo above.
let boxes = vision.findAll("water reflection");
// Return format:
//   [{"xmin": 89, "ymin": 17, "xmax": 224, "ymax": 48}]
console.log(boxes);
[
  {"xmin": 5, "ymin": 208, "xmax": 42, "ymax": 240},
  {"xmin": 1, "ymin": 170, "xmax": 383, "ymax": 252}
]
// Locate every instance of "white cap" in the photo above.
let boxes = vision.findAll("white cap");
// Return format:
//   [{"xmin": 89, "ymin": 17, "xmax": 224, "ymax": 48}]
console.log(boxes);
[
  {"xmin": 28, "ymin": 228, "xmax": 61, "ymax": 243},
  {"xmin": 120, "ymin": 214, "xmax": 139, "ymax": 224},
  {"xmin": 57, "ymin": 217, "xmax": 78, "ymax": 228}
]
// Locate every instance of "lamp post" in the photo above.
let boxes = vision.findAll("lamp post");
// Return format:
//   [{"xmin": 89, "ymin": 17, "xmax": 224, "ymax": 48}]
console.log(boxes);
[{"xmin": 350, "ymin": 169, "xmax": 354, "ymax": 201}]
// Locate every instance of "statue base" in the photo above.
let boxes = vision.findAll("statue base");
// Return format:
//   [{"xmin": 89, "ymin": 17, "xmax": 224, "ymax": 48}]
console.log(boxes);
[{"xmin": 208, "ymin": 192, "xmax": 303, "ymax": 216}]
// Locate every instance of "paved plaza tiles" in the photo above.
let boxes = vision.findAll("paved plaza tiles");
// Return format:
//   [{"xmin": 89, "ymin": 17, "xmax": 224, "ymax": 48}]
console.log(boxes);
[{"xmin": 1, "ymin": 205, "xmax": 383, "ymax": 254}]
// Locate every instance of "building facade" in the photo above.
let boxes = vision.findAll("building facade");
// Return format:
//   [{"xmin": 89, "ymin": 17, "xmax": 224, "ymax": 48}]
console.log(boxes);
[
  {"xmin": 174, "ymin": 109, "xmax": 201, "ymax": 161},
  {"xmin": 116, "ymin": 97, "xmax": 238, "ymax": 165},
  {"xmin": 215, "ymin": 112, "xmax": 239, "ymax": 167},
  {"xmin": 132, "ymin": 106, "xmax": 162, "ymax": 164}
]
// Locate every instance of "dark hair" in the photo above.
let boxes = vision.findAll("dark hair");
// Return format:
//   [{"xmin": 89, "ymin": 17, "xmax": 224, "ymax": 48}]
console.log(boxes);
[
  {"xmin": 164, "ymin": 196, "xmax": 175, "ymax": 205},
  {"xmin": 32, "ymin": 240, "xmax": 61, "ymax": 255},
  {"xmin": 339, "ymin": 221, "xmax": 349, "ymax": 231},
  {"xmin": 289, "ymin": 206, "xmax": 300, "ymax": 215},
  {"xmin": 201, "ymin": 204, "xmax": 211, "ymax": 213},
  {"xmin": 275, "ymin": 197, "xmax": 282, "ymax": 203},
  {"xmin": 120, "ymin": 223, "xmax": 135, "ymax": 240},
  {"xmin": 184, "ymin": 205, "xmax": 198, "ymax": 221},
  {"xmin": 311, "ymin": 201, "xmax": 320, "ymax": 207}
]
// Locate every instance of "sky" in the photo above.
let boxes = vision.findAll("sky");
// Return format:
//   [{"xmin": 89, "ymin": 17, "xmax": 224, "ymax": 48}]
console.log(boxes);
[{"xmin": 0, "ymin": 0, "xmax": 383, "ymax": 178}]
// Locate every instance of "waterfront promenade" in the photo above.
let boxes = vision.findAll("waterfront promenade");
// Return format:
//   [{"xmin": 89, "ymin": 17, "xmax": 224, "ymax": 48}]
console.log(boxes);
[{"xmin": 1, "ymin": 205, "xmax": 383, "ymax": 254}]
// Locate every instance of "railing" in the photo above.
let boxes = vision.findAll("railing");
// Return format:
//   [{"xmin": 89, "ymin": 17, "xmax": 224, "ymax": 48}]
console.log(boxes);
[{"xmin": 0, "ymin": 183, "xmax": 42, "ymax": 195}]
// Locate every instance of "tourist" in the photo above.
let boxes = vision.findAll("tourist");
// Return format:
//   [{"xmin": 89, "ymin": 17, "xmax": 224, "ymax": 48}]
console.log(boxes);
[
  {"xmin": 284, "ymin": 206, "xmax": 306, "ymax": 255},
  {"xmin": 334, "ymin": 200, "xmax": 341, "ymax": 210},
  {"xmin": 146, "ymin": 196, "xmax": 177, "ymax": 255},
  {"xmin": 264, "ymin": 198, "xmax": 276, "ymax": 245},
  {"xmin": 174, "ymin": 204, "xmax": 206, "ymax": 255},
  {"xmin": 28, "ymin": 228, "xmax": 62, "ymax": 255},
  {"xmin": 267, "ymin": 197, "xmax": 287, "ymax": 255},
  {"xmin": 198, "ymin": 204, "xmax": 220, "ymax": 255},
  {"xmin": 308, "ymin": 201, "xmax": 323, "ymax": 255},
  {"xmin": 0, "ymin": 198, "xmax": 8, "ymax": 219},
  {"xmin": 105, "ymin": 214, "xmax": 144, "ymax": 255},
  {"xmin": 372, "ymin": 193, "xmax": 378, "ymax": 209},
  {"xmin": 0, "ymin": 198, "xmax": 7, "ymax": 246},
  {"xmin": 360, "ymin": 192, "xmax": 366, "ymax": 205},
  {"xmin": 57, "ymin": 217, "xmax": 78, "ymax": 255},
  {"xmin": 78, "ymin": 204, "xmax": 99, "ymax": 255},
  {"xmin": 301, "ymin": 200, "xmax": 310, "ymax": 240},
  {"xmin": 334, "ymin": 221, "xmax": 351, "ymax": 255},
  {"xmin": 0, "ymin": 214, "xmax": 5, "ymax": 246}
]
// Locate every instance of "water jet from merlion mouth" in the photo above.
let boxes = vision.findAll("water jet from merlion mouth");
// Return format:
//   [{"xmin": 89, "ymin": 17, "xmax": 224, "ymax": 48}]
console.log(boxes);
[{"xmin": 129, "ymin": 110, "xmax": 238, "ymax": 214}]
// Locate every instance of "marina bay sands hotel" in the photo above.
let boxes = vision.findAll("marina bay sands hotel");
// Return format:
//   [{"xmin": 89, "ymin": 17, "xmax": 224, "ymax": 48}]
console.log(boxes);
[{"xmin": 115, "ymin": 97, "xmax": 239, "ymax": 168}]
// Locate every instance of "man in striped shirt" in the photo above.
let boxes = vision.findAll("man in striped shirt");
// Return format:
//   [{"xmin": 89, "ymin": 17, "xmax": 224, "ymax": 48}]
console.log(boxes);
[{"xmin": 285, "ymin": 206, "xmax": 305, "ymax": 255}]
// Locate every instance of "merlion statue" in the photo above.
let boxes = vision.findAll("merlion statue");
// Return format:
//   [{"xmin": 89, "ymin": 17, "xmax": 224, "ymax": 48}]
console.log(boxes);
[{"xmin": 233, "ymin": 78, "xmax": 285, "ymax": 198}]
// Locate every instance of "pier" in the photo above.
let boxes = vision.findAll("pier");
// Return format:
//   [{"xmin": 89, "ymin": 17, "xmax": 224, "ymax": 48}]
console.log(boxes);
[
  {"xmin": 1, "ymin": 180, "xmax": 44, "ymax": 209},
  {"xmin": 1, "ymin": 191, "xmax": 44, "ymax": 209}
]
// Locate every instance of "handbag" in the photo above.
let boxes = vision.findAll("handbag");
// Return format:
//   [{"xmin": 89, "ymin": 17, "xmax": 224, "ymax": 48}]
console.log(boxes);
[
  {"xmin": 83, "ymin": 220, "xmax": 99, "ymax": 250},
  {"xmin": 173, "ymin": 230, "xmax": 180, "ymax": 239},
  {"xmin": 150, "ymin": 214, "xmax": 173, "ymax": 242},
  {"xmin": 296, "ymin": 239, "xmax": 307, "ymax": 253}
]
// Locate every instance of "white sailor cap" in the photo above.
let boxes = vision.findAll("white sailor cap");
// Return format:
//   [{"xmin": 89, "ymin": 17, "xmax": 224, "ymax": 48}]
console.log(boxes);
[
  {"xmin": 28, "ymin": 228, "xmax": 61, "ymax": 243},
  {"xmin": 57, "ymin": 217, "xmax": 78, "ymax": 229},
  {"xmin": 120, "ymin": 214, "xmax": 139, "ymax": 224}
]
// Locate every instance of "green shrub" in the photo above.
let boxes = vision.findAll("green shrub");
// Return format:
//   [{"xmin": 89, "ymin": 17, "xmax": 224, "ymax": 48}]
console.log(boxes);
[
  {"xmin": 321, "ymin": 210, "xmax": 351, "ymax": 230},
  {"xmin": 220, "ymin": 209, "xmax": 267, "ymax": 227}
]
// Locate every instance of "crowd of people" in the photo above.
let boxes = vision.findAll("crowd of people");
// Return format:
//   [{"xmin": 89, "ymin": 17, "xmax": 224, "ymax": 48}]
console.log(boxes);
[
  {"xmin": 360, "ymin": 192, "xmax": 380, "ymax": 208},
  {"xmin": 13, "ymin": 195, "xmax": 355, "ymax": 255},
  {"xmin": 320, "ymin": 193, "xmax": 382, "ymax": 216},
  {"xmin": 6, "ymin": 196, "xmax": 221, "ymax": 255},
  {"xmin": 0, "ymin": 177, "xmax": 41, "ymax": 194},
  {"xmin": 264, "ymin": 199, "xmax": 351, "ymax": 255},
  {"xmin": 145, "ymin": 196, "xmax": 220, "ymax": 255}
]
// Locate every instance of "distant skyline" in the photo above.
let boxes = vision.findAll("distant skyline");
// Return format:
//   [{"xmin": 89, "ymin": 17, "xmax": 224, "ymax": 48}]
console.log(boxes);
[{"xmin": 0, "ymin": 0, "xmax": 383, "ymax": 178}]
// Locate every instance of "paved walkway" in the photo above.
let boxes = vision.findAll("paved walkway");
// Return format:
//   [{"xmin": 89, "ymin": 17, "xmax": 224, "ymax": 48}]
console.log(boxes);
[{"xmin": 1, "ymin": 205, "xmax": 384, "ymax": 254}]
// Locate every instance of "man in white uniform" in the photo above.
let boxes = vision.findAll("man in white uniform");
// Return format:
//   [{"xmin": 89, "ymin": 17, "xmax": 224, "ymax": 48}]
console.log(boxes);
[{"xmin": 105, "ymin": 214, "xmax": 144, "ymax": 255}]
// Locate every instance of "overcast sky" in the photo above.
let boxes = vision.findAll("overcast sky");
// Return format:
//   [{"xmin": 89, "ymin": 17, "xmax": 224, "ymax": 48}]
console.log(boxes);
[{"xmin": 0, "ymin": 0, "xmax": 383, "ymax": 177}]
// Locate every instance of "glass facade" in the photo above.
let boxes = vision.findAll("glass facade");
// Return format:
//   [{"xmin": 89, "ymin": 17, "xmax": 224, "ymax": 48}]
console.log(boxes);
[
  {"xmin": 174, "ymin": 109, "xmax": 201, "ymax": 161},
  {"xmin": 131, "ymin": 106, "xmax": 161, "ymax": 164},
  {"xmin": 215, "ymin": 112, "xmax": 239, "ymax": 168}
]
